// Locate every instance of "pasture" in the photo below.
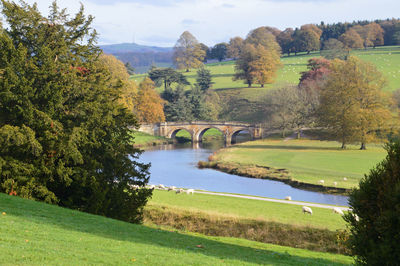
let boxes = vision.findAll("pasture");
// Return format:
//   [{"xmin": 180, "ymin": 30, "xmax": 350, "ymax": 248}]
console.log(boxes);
[
  {"xmin": 0, "ymin": 193, "xmax": 352, "ymax": 265},
  {"xmin": 148, "ymin": 190, "xmax": 347, "ymax": 231},
  {"xmin": 132, "ymin": 46, "xmax": 400, "ymax": 93},
  {"xmin": 210, "ymin": 139, "xmax": 387, "ymax": 190}
]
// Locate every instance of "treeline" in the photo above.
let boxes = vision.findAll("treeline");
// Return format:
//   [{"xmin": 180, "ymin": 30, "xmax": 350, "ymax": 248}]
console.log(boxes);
[{"xmin": 199, "ymin": 18, "xmax": 400, "ymax": 63}]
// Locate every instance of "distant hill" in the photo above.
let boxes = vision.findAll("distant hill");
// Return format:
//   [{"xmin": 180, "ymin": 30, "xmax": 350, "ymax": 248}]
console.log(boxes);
[
  {"xmin": 100, "ymin": 43, "xmax": 172, "ymax": 54},
  {"xmin": 100, "ymin": 43, "xmax": 173, "ymax": 73}
]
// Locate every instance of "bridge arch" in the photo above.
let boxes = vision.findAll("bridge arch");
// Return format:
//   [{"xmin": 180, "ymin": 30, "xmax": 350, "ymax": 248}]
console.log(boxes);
[
  {"xmin": 194, "ymin": 127, "xmax": 224, "ymax": 143},
  {"xmin": 168, "ymin": 128, "xmax": 193, "ymax": 142},
  {"xmin": 229, "ymin": 128, "xmax": 254, "ymax": 144}
]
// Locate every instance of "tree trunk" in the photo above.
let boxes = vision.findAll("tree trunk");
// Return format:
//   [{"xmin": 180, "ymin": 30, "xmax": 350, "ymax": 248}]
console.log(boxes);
[
  {"xmin": 261, "ymin": 84, "xmax": 264, "ymax": 88},
  {"xmin": 282, "ymin": 129, "xmax": 286, "ymax": 138},
  {"xmin": 287, "ymin": 52, "xmax": 290, "ymax": 56},
  {"xmin": 297, "ymin": 130, "xmax": 301, "ymax": 139},
  {"xmin": 360, "ymin": 143, "xmax": 366, "ymax": 150},
  {"xmin": 186, "ymin": 69, "xmax": 189, "ymax": 72}
]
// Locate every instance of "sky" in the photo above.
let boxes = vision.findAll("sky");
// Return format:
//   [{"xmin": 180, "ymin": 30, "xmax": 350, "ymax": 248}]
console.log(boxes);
[{"xmin": 22, "ymin": 0, "xmax": 400, "ymax": 47}]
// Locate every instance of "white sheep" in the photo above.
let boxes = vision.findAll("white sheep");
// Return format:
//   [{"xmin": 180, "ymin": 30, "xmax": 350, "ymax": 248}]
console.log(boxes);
[
  {"xmin": 186, "ymin": 189, "xmax": 194, "ymax": 195},
  {"xmin": 343, "ymin": 177, "xmax": 347, "ymax": 181},
  {"xmin": 333, "ymin": 207, "xmax": 344, "ymax": 216},
  {"xmin": 175, "ymin": 188, "xmax": 184, "ymax": 194},
  {"xmin": 285, "ymin": 196, "xmax": 291, "ymax": 201},
  {"xmin": 302, "ymin": 206, "xmax": 313, "ymax": 215},
  {"xmin": 333, "ymin": 181, "xmax": 337, "ymax": 187},
  {"xmin": 167, "ymin": 186, "xmax": 176, "ymax": 191},
  {"xmin": 147, "ymin": 184, "xmax": 155, "ymax": 190},
  {"xmin": 318, "ymin": 180, "xmax": 325, "ymax": 185}
]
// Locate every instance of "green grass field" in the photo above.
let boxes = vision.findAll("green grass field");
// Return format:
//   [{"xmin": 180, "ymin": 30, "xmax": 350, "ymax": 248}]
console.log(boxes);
[
  {"xmin": 131, "ymin": 130, "xmax": 171, "ymax": 146},
  {"xmin": 211, "ymin": 139, "xmax": 387, "ymax": 189},
  {"xmin": 149, "ymin": 190, "xmax": 346, "ymax": 231},
  {"xmin": 133, "ymin": 46, "xmax": 400, "ymax": 93},
  {"xmin": 0, "ymin": 193, "xmax": 353, "ymax": 265}
]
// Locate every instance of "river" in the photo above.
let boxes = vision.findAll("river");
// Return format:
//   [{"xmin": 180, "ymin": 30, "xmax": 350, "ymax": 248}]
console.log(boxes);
[{"xmin": 140, "ymin": 141, "xmax": 349, "ymax": 206}]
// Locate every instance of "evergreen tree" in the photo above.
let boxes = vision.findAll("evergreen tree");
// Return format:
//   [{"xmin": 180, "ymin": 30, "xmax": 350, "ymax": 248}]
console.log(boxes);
[
  {"xmin": 163, "ymin": 86, "xmax": 193, "ymax": 121},
  {"xmin": 344, "ymin": 140, "xmax": 400, "ymax": 264},
  {"xmin": 188, "ymin": 86, "xmax": 208, "ymax": 120},
  {"xmin": 0, "ymin": 1, "xmax": 152, "ymax": 223},
  {"xmin": 196, "ymin": 67, "xmax": 213, "ymax": 91}
]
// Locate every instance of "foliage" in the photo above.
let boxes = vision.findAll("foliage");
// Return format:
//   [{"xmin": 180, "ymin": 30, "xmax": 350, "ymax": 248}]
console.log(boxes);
[
  {"xmin": 299, "ymin": 57, "xmax": 331, "ymax": 91},
  {"xmin": 344, "ymin": 141, "xmax": 400, "ymax": 265},
  {"xmin": 173, "ymin": 31, "xmax": 205, "ymax": 71},
  {"xmin": 265, "ymin": 86, "xmax": 318, "ymax": 137},
  {"xmin": 234, "ymin": 27, "xmax": 281, "ymax": 87},
  {"xmin": 321, "ymin": 38, "xmax": 348, "ymax": 60},
  {"xmin": 124, "ymin": 62, "xmax": 135, "ymax": 75},
  {"xmin": 148, "ymin": 67, "xmax": 189, "ymax": 90},
  {"xmin": 163, "ymin": 86, "xmax": 193, "ymax": 121},
  {"xmin": 0, "ymin": 1, "xmax": 151, "ymax": 223},
  {"xmin": 134, "ymin": 78, "xmax": 165, "ymax": 123},
  {"xmin": 339, "ymin": 28, "xmax": 364, "ymax": 49},
  {"xmin": 293, "ymin": 27, "xmax": 321, "ymax": 54},
  {"xmin": 99, "ymin": 53, "xmax": 137, "ymax": 111},
  {"xmin": 196, "ymin": 67, "xmax": 213, "ymax": 91},
  {"xmin": 209, "ymin": 42, "xmax": 228, "ymax": 62},
  {"xmin": 318, "ymin": 56, "xmax": 392, "ymax": 149},
  {"xmin": 227, "ymin": 36, "xmax": 244, "ymax": 59},
  {"xmin": 277, "ymin": 28, "xmax": 295, "ymax": 56}
]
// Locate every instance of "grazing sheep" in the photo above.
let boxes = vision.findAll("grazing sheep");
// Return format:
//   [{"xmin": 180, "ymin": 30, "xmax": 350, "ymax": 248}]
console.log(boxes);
[
  {"xmin": 318, "ymin": 180, "xmax": 325, "ymax": 185},
  {"xmin": 167, "ymin": 186, "xmax": 176, "ymax": 191},
  {"xmin": 333, "ymin": 207, "xmax": 344, "ymax": 216},
  {"xmin": 147, "ymin": 185, "xmax": 155, "ymax": 190},
  {"xmin": 186, "ymin": 189, "xmax": 195, "ymax": 195},
  {"xmin": 285, "ymin": 196, "xmax": 291, "ymax": 201},
  {"xmin": 354, "ymin": 214, "xmax": 360, "ymax": 222},
  {"xmin": 343, "ymin": 177, "xmax": 347, "ymax": 181},
  {"xmin": 302, "ymin": 206, "xmax": 313, "ymax": 215},
  {"xmin": 333, "ymin": 182, "xmax": 337, "ymax": 187},
  {"xmin": 175, "ymin": 188, "xmax": 184, "ymax": 194}
]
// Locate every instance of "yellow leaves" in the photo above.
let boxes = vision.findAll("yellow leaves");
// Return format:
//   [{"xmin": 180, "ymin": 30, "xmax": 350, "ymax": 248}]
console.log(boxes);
[
  {"xmin": 2, "ymin": 212, "xmax": 6, "ymax": 215},
  {"xmin": 134, "ymin": 78, "xmax": 165, "ymax": 123}
]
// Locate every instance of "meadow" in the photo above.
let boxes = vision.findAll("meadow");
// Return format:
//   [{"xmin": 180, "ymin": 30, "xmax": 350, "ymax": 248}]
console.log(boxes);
[
  {"xmin": 209, "ymin": 139, "xmax": 387, "ymax": 190},
  {"xmin": 133, "ymin": 46, "xmax": 400, "ymax": 94},
  {"xmin": 0, "ymin": 192, "xmax": 353, "ymax": 265}
]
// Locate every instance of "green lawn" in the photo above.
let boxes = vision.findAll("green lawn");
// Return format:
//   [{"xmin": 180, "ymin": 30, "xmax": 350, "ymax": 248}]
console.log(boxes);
[
  {"xmin": 211, "ymin": 139, "xmax": 387, "ymax": 189},
  {"xmin": 149, "ymin": 190, "xmax": 347, "ymax": 231},
  {"xmin": 0, "ymin": 193, "xmax": 352, "ymax": 265},
  {"xmin": 131, "ymin": 130, "xmax": 170, "ymax": 146}
]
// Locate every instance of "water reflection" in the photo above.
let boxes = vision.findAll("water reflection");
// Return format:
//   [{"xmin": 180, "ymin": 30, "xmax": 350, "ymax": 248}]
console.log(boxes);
[{"xmin": 139, "ymin": 141, "xmax": 349, "ymax": 206}]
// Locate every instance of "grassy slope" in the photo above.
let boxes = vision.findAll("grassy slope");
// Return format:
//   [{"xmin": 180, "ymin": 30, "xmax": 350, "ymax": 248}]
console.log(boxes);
[
  {"xmin": 211, "ymin": 139, "xmax": 386, "ymax": 189},
  {"xmin": 148, "ymin": 190, "xmax": 346, "ymax": 231},
  {"xmin": 133, "ymin": 46, "xmax": 400, "ymax": 93},
  {"xmin": 0, "ymin": 193, "xmax": 352, "ymax": 265},
  {"xmin": 131, "ymin": 131, "xmax": 170, "ymax": 146}
]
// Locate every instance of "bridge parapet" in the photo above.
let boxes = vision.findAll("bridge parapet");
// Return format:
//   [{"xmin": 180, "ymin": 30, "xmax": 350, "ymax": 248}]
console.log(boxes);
[{"xmin": 139, "ymin": 121, "xmax": 263, "ymax": 144}]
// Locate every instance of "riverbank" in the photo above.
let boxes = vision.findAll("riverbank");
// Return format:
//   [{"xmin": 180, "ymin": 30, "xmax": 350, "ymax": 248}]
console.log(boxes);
[
  {"xmin": 198, "ymin": 139, "xmax": 386, "ymax": 194},
  {"xmin": 131, "ymin": 131, "xmax": 173, "ymax": 148},
  {"xmin": 145, "ymin": 190, "xmax": 350, "ymax": 255}
]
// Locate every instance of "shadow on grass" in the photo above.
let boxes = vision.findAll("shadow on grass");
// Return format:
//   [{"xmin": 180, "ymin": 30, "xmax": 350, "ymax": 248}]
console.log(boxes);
[
  {"xmin": 1, "ymin": 193, "xmax": 350, "ymax": 265},
  {"xmin": 236, "ymin": 144, "xmax": 345, "ymax": 151}
]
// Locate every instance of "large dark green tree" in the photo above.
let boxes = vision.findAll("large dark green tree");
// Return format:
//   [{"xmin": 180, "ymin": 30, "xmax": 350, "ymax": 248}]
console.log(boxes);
[
  {"xmin": 148, "ymin": 67, "xmax": 189, "ymax": 90},
  {"xmin": 0, "ymin": 1, "xmax": 152, "ymax": 223},
  {"xmin": 344, "ymin": 141, "xmax": 400, "ymax": 264}
]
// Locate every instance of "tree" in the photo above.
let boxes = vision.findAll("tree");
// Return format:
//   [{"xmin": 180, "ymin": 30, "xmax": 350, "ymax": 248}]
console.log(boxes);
[
  {"xmin": 148, "ymin": 67, "xmax": 189, "ymax": 90},
  {"xmin": 293, "ymin": 28, "xmax": 320, "ymax": 54},
  {"xmin": 173, "ymin": 31, "xmax": 205, "ymax": 72},
  {"xmin": 299, "ymin": 57, "xmax": 331, "ymax": 92},
  {"xmin": 318, "ymin": 56, "xmax": 391, "ymax": 149},
  {"xmin": 99, "ymin": 53, "xmax": 137, "ymax": 111},
  {"xmin": 344, "ymin": 140, "xmax": 400, "ymax": 264},
  {"xmin": 234, "ymin": 27, "xmax": 281, "ymax": 87},
  {"xmin": 339, "ymin": 28, "xmax": 364, "ymax": 49},
  {"xmin": 187, "ymin": 86, "xmax": 208, "ymax": 120},
  {"xmin": 134, "ymin": 78, "xmax": 165, "ymax": 123},
  {"xmin": 196, "ymin": 67, "xmax": 213, "ymax": 91},
  {"xmin": 163, "ymin": 86, "xmax": 193, "ymax": 121},
  {"xmin": 0, "ymin": 1, "xmax": 152, "ymax": 222},
  {"xmin": 124, "ymin": 62, "xmax": 135, "ymax": 75},
  {"xmin": 233, "ymin": 43, "xmax": 257, "ymax": 87},
  {"xmin": 352, "ymin": 23, "xmax": 385, "ymax": 49},
  {"xmin": 265, "ymin": 86, "xmax": 318, "ymax": 138},
  {"xmin": 277, "ymin": 28, "xmax": 295, "ymax": 56},
  {"xmin": 227, "ymin": 36, "xmax": 244, "ymax": 59},
  {"xmin": 209, "ymin": 42, "xmax": 228, "ymax": 62},
  {"xmin": 249, "ymin": 45, "xmax": 281, "ymax": 87},
  {"xmin": 321, "ymin": 38, "xmax": 348, "ymax": 60}
]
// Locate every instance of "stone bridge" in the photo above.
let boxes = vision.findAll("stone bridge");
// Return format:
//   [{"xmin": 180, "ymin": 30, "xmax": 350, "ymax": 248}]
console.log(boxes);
[{"xmin": 139, "ymin": 121, "xmax": 263, "ymax": 144}]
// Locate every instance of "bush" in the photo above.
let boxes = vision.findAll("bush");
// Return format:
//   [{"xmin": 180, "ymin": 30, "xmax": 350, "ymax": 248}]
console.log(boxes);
[{"xmin": 344, "ymin": 141, "xmax": 400, "ymax": 264}]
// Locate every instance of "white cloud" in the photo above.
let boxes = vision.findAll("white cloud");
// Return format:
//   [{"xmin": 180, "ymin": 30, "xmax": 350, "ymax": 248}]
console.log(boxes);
[{"xmin": 20, "ymin": 0, "xmax": 400, "ymax": 47}]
